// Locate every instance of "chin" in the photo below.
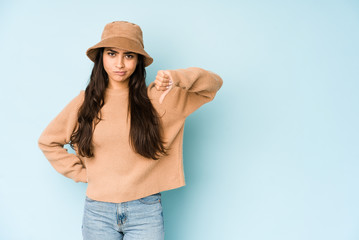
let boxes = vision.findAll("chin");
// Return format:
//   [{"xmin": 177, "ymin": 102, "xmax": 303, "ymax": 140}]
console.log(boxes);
[{"xmin": 112, "ymin": 76, "xmax": 128, "ymax": 81}]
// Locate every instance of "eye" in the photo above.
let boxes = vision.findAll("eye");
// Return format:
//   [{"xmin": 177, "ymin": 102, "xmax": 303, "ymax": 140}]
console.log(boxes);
[
  {"xmin": 107, "ymin": 52, "xmax": 115, "ymax": 56},
  {"xmin": 126, "ymin": 54, "xmax": 134, "ymax": 59}
]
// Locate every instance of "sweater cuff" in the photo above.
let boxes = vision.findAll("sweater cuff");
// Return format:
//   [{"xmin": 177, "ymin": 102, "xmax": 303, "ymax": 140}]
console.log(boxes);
[
  {"xmin": 167, "ymin": 68, "xmax": 200, "ymax": 90},
  {"xmin": 72, "ymin": 168, "xmax": 88, "ymax": 183}
]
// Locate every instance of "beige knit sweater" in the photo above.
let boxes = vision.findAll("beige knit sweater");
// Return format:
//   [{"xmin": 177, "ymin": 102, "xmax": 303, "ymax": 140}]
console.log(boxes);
[{"xmin": 37, "ymin": 67, "xmax": 223, "ymax": 203}]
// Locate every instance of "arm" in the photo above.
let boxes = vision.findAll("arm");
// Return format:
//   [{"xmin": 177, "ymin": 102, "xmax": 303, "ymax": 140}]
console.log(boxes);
[
  {"xmin": 153, "ymin": 67, "xmax": 223, "ymax": 117},
  {"xmin": 37, "ymin": 90, "xmax": 87, "ymax": 183}
]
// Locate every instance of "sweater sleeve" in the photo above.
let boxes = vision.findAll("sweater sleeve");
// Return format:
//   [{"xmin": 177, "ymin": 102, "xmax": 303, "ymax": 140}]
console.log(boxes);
[
  {"xmin": 37, "ymin": 90, "xmax": 87, "ymax": 183},
  {"xmin": 152, "ymin": 67, "xmax": 223, "ymax": 117}
]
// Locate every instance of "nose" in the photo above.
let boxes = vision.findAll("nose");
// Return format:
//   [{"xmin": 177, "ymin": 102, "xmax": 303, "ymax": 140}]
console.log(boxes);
[{"xmin": 115, "ymin": 57, "xmax": 125, "ymax": 68}]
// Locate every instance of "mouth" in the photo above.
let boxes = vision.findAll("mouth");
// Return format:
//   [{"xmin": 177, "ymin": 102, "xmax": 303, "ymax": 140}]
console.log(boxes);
[{"xmin": 114, "ymin": 71, "xmax": 126, "ymax": 75}]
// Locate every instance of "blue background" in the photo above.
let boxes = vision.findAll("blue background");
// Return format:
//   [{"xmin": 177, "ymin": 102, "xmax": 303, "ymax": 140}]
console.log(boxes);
[{"xmin": 1, "ymin": 0, "xmax": 358, "ymax": 239}]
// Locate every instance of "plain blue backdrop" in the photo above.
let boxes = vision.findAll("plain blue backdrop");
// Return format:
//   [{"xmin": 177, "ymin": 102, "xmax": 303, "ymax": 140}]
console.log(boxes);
[{"xmin": 1, "ymin": 0, "xmax": 358, "ymax": 239}]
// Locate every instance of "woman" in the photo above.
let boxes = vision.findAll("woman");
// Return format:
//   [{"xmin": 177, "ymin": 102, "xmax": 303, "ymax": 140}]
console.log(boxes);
[{"xmin": 37, "ymin": 20, "xmax": 223, "ymax": 240}]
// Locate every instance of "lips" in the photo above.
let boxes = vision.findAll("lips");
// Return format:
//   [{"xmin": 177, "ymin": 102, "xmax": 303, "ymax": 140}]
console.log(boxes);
[{"xmin": 114, "ymin": 71, "xmax": 126, "ymax": 75}]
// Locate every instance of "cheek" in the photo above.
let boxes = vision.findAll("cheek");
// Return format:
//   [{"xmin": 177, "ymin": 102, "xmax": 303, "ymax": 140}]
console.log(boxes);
[
  {"xmin": 127, "ymin": 61, "xmax": 137, "ymax": 72},
  {"xmin": 133, "ymin": 58, "xmax": 139, "ymax": 69},
  {"xmin": 132, "ymin": 61, "xmax": 138, "ymax": 69},
  {"xmin": 102, "ymin": 57, "xmax": 112, "ymax": 72}
]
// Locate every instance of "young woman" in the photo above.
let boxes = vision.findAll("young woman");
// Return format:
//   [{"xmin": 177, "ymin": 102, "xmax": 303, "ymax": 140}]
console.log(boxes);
[{"xmin": 37, "ymin": 20, "xmax": 223, "ymax": 240}]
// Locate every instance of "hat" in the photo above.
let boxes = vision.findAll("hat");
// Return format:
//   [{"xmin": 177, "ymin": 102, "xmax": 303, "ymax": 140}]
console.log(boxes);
[{"xmin": 86, "ymin": 21, "xmax": 153, "ymax": 67}]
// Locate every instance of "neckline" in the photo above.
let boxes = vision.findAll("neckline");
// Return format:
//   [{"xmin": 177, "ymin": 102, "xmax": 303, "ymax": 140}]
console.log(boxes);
[{"xmin": 105, "ymin": 86, "xmax": 129, "ymax": 95}]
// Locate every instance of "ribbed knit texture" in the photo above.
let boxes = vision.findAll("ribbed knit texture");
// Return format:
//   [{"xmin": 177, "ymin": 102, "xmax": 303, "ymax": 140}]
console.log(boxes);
[{"xmin": 37, "ymin": 67, "xmax": 223, "ymax": 203}]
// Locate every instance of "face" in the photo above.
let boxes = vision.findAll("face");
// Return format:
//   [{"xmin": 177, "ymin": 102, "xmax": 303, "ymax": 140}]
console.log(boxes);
[{"xmin": 102, "ymin": 47, "xmax": 138, "ymax": 86}]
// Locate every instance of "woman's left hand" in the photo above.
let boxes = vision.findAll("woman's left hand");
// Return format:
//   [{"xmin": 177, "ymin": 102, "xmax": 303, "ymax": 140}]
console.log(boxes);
[{"xmin": 155, "ymin": 70, "xmax": 173, "ymax": 91}]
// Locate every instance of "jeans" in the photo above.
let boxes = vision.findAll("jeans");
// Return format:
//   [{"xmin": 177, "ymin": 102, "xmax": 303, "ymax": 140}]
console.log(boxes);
[{"xmin": 82, "ymin": 192, "xmax": 165, "ymax": 240}]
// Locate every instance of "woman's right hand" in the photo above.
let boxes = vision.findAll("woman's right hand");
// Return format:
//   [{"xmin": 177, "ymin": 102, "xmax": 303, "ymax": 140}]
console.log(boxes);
[{"xmin": 155, "ymin": 70, "xmax": 173, "ymax": 91}]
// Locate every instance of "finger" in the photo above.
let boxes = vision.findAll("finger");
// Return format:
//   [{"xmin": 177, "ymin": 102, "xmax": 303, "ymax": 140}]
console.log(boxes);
[
  {"xmin": 155, "ymin": 76, "xmax": 170, "ymax": 84},
  {"xmin": 155, "ymin": 80, "xmax": 164, "ymax": 87},
  {"xmin": 161, "ymin": 78, "xmax": 171, "ymax": 84},
  {"xmin": 163, "ymin": 70, "xmax": 171, "ymax": 78},
  {"xmin": 155, "ymin": 75, "xmax": 169, "ymax": 83},
  {"xmin": 159, "ymin": 70, "xmax": 171, "ymax": 81},
  {"xmin": 159, "ymin": 85, "xmax": 172, "ymax": 104},
  {"xmin": 158, "ymin": 70, "xmax": 166, "ymax": 78},
  {"xmin": 163, "ymin": 70, "xmax": 173, "ymax": 83},
  {"xmin": 155, "ymin": 78, "xmax": 171, "ymax": 87},
  {"xmin": 154, "ymin": 81, "xmax": 170, "ymax": 91}
]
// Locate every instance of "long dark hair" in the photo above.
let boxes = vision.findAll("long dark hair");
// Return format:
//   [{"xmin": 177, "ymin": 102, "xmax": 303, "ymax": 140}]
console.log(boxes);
[{"xmin": 70, "ymin": 48, "xmax": 167, "ymax": 160}]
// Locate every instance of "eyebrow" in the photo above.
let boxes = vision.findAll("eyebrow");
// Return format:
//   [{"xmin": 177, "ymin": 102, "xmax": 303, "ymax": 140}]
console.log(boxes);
[{"xmin": 106, "ymin": 48, "xmax": 136, "ymax": 54}]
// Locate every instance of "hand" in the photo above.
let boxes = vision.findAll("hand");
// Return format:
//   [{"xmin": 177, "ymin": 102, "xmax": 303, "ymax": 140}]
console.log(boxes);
[{"xmin": 155, "ymin": 70, "xmax": 173, "ymax": 91}]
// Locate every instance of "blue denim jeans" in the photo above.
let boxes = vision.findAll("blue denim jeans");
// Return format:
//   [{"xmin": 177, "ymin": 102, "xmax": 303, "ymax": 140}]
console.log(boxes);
[{"xmin": 82, "ymin": 192, "xmax": 164, "ymax": 240}]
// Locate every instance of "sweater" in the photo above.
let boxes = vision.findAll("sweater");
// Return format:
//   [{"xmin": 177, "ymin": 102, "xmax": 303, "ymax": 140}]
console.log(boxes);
[{"xmin": 37, "ymin": 67, "xmax": 223, "ymax": 203}]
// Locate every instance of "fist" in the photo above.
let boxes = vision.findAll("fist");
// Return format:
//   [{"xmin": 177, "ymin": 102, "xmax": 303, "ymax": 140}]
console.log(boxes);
[{"xmin": 155, "ymin": 70, "xmax": 173, "ymax": 91}]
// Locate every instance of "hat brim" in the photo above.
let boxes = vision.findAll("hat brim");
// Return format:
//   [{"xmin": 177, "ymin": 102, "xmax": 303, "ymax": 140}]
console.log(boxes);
[{"xmin": 86, "ymin": 37, "xmax": 153, "ymax": 67}]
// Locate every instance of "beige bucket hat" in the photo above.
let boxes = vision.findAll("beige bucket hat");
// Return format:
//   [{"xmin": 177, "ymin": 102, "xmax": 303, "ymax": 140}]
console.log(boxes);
[{"xmin": 86, "ymin": 21, "xmax": 153, "ymax": 67}]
